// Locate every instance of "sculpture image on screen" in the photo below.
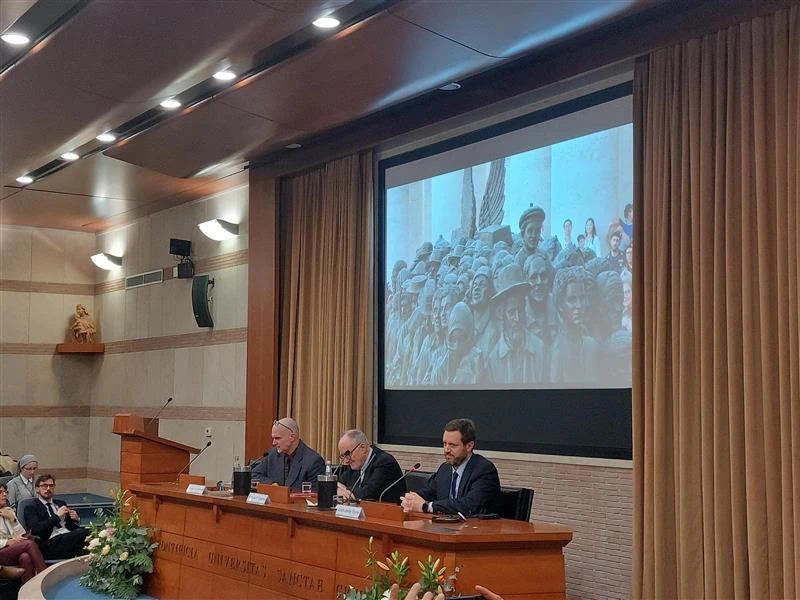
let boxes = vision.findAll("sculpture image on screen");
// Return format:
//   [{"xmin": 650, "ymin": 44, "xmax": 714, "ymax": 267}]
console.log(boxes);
[{"xmin": 384, "ymin": 123, "xmax": 633, "ymax": 390}]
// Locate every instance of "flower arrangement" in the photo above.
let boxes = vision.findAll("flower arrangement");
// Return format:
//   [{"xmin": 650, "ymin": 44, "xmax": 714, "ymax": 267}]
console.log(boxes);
[
  {"xmin": 80, "ymin": 489, "xmax": 158, "ymax": 599},
  {"xmin": 340, "ymin": 537, "xmax": 460, "ymax": 599}
]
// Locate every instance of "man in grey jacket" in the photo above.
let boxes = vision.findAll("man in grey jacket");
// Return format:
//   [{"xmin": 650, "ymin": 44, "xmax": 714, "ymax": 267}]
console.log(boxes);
[{"xmin": 251, "ymin": 418, "xmax": 325, "ymax": 491}]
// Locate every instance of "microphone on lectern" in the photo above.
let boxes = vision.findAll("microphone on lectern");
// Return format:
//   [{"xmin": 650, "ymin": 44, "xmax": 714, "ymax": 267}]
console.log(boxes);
[
  {"xmin": 378, "ymin": 462, "xmax": 421, "ymax": 503},
  {"xmin": 145, "ymin": 397, "xmax": 173, "ymax": 428},
  {"xmin": 175, "ymin": 441, "xmax": 212, "ymax": 482}
]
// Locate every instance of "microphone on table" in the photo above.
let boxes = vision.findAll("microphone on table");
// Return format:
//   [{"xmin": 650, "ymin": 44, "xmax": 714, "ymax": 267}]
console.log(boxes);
[
  {"xmin": 378, "ymin": 462, "xmax": 421, "ymax": 503},
  {"xmin": 175, "ymin": 441, "xmax": 212, "ymax": 483},
  {"xmin": 145, "ymin": 397, "xmax": 173, "ymax": 428}
]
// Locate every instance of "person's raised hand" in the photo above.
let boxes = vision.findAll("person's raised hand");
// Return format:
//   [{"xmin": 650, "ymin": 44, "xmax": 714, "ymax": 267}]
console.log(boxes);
[
  {"xmin": 475, "ymin": 585, "xmax": 504, "ymax": 600},
  {"xmin": 388, "ymin": 583, "xmax": 445, "ymax": 600}
]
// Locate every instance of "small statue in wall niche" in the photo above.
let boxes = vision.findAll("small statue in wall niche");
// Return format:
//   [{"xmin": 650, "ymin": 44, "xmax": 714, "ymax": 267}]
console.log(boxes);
[{"xmin": 71, "ymin": 303, "xmax": 97, "ymax": 343}]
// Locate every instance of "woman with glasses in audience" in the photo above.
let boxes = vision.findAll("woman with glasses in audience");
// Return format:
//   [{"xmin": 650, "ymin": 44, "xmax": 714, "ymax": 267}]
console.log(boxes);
[
  {"xmin": 0, "ymin": 483, "xmax": 47, "ymax": 583},
  {"xmin": 6, "ymin": 455, "xmax": 38, "ymax": 509}
]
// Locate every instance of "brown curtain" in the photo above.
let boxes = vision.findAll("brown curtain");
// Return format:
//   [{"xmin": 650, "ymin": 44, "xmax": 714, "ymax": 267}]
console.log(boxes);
[
  {"xmin": 633, "ymin": 6, "xmax": 799, "ymax": 599},
  {"xmin": 278, "ymin": 151, "xmax": 374, "ymax": 460}
]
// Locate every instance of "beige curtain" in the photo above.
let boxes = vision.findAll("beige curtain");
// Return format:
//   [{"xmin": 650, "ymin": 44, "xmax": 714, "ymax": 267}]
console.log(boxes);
[
  {"xmin": 279, "ymin": 151, "xmax": 374, "ymax": 460},
  {"xmin": 633, "ymin": 6, "xmax": 799, "ymax": 599}
]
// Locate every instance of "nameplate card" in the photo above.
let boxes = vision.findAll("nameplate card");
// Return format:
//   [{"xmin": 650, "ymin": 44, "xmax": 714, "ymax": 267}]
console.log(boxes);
[
  {"xmin": 246, "ymin": 492, "xmax": 271, "ymax": 505},
  {"xmin": 186, "ymin": 484, "xmax": 207, "ymax": 496},
  {"xmin": 335, "ymin": 505, "xmax": 365, "ymax": 520}
]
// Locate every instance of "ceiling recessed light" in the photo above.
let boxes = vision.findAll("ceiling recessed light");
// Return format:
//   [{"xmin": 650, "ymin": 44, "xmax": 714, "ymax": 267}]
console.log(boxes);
[
  {"xmin": 198, "ymin": 219, "xmax": 240, "ymax": 241},
  {"xmin": 285, "ymin": 143, "xmax": 302, "ymax": 149},
  {"xmin": 60, "ymin": 152, "xmax": 80, "ymax": 161},
  {"xmin": 313, "ymin": 16, "xmax": 340, "ymax": 28},
  {"xmin": 90, "ymin": 252, "xmax": 123, "ymax": 270},
  {"xmin": 160, "ymin": 98, "xmax": 181, "ymax": 109},
  {"xmin": 1, "ymin": 32, "xmax": 30, "ymax": 46},
  {"xmin": 96, "ymin": 132, "xmax": 116, "ymax": 143},
  {"xmin": 438, "ymin": 82, "xmax": 461, "ymax": 91},
  {"xmin": 15, "ymin": 175, "xmax": 33, "ymax": 185},
  {"xmin": 213, "ymin": 69, "xmax": 236, "ymax": 81}
]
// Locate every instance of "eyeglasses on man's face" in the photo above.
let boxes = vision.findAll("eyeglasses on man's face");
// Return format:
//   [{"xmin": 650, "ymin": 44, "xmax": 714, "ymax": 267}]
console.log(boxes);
[
  {"xmin": 38, "ymin": 483, "xmax": 56, "ymax": 489},
  {"xmin": 338, "ymin": 442, "xmax": 363, "ymax": 462}
]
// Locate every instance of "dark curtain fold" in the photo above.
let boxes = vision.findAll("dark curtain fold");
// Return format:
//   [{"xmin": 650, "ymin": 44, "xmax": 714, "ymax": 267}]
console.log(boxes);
[{"xmin": 633, "ymin": 7, "xmax": 799, "ymax": 599}]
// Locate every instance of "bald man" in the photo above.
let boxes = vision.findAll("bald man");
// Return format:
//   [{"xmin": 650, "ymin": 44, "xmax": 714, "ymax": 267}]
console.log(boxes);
[{"xmin": 251, "ymin": 418, "xmax": 325, "ymax": 491}]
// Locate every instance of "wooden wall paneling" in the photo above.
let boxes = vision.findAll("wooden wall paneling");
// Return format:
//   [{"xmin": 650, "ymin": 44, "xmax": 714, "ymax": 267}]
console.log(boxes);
[{"xmin": 246, "ymin": 168, "xmax": 280, "ymax": 460}]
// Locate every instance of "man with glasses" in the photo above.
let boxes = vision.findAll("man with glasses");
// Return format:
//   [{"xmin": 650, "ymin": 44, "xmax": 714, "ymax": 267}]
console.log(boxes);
[
  {"xmin": 251, "ymin": 418, "xmax": 325, "ymax": 491},
  {"xmin": 23, "ymin": 474, "xmax": 88, "ymax": 560},
  {"xmin": 336, "ymin": 430, "xmax": 405, "ymax": 503},
  {"xmin": 401, "ymin": 418, "xmax": 501, "ymax": 516}
]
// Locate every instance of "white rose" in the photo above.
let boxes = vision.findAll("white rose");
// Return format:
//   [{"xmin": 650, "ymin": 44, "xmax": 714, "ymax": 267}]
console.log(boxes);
[
  {"xmin": 101, "ymin": 545, "xmax": 111, "ymax": 556},
  {"xmin": 88, "ymin": 538, "xmax": 101, "ymax": 550},
  {"xmin": 98, "ymin": 530, "xmax": 107, "ymax": 539},
  {"xmin": 119, "ymin": 551, "xmax": 129, "ymax": 561}
]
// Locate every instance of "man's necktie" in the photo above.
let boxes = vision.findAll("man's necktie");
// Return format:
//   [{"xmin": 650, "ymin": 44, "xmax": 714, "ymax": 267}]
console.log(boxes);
[
  {"xmin": 284, "ymin": 454, "xmax": 292, "ymax": 485},
  {"xmin": 46, "ymin": 502, "xmax": 56, "ymax": 517},
  {"xmin": 450, "ymin": 470, "xmax": 459, "ymax": 499}
]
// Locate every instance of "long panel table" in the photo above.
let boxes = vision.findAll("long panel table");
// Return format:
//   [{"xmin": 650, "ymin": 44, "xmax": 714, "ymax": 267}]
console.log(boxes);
[{"xmin": 129, "ymin": 483, "xmax": 572, "ymax": 600}]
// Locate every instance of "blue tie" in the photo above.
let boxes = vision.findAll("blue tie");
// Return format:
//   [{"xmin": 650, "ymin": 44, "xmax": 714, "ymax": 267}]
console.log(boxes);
[{"xmin": 450, "ymin": 470, "xmax": 458, "ymax": 499}]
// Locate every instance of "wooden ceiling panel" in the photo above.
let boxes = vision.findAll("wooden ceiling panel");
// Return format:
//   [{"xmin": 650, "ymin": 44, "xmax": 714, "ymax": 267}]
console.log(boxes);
[
  {"xmin": 104, "ymin": 102, "xmax": 301, "ymax": 179},
  {"xmin": 0, "ymin": 188, "xmax": 141, "ymax": 231},
  {"xmin": 389, "ymin": 0, "xmax": 647, "ymax": 59},
  {"xmin": 0, "ymin": 0, "xmax": 329, "ymax": 189},
  {"xmin": 21, "ymin": 0, "xmax": 303, "ymax": 104},
  {"xmin": 24, "ymin": 154, "xmax": 210, "ymax": 202},
  {"xmin": 0, "ymin": 70, "xmax": 121, "ymax": 184},
  {"xmin": 221, "ymin": 10, "xmax": 498, "ymax": 133}
]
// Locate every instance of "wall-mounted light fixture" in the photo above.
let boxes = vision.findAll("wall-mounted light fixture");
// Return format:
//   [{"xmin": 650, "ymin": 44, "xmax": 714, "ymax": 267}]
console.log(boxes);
[
  {"xmin": 198, "ymin": 219, "xmax": 239, "ymax": 241},
  {"xmin": 90, "ymin": 252, "xmax": 123, "ymax": 270}
]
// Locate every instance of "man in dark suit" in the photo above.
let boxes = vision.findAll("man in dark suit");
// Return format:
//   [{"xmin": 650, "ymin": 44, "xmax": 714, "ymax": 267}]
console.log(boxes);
[
  {"xmin": 336, "ymin": 430, "xmax": 405, "ymax": 503},
  {"xmin": 401, "ymin": 418, "xmax": 501, "ymax": 516},
  {"xmin": 251, "ymin": 418, "xmax": 326, "ymax": 491},
  {"xmin": 23, "ymin": 474, "xmax": 89, "ymax": 560}
]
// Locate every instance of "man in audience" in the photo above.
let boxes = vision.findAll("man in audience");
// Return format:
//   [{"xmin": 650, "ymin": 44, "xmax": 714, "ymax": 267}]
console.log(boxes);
[
  {"xmin": 336, "ymin": 430, "xmax": 405, "ymax": 503},
  {"xmin": 401, "ymin": 418, "xmax": 501, "ymax": 516},
  {"xmin": 23, "ymin": 474, "xmax": 89, "ymax": 560},
  {"xmin": 251, "ymin": 418, "xmax": 325, "ymax": 491}
]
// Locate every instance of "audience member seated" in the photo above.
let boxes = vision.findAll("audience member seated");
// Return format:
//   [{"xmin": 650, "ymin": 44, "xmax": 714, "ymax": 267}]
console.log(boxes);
[
  {"xmin": 23, "ymin": 475, "xmax": 89, "ymax": 561},
  {"xmin": 336, "ymin": 429, "xmax": 405, "ymax": 503},
  {"xmin": 401, "ymin": 418, "xmax": 501, "ymax": 516},
  {"xmin": 0, "ymin": 483, "xmax": 46, "ymax": 583},
  {"xmin": 251, "ymin": 418, "xmax": 325, "ymax": 491},
  {"xmin": 6, "ymin": 455, "xmax": 38, "ymax": 509}
]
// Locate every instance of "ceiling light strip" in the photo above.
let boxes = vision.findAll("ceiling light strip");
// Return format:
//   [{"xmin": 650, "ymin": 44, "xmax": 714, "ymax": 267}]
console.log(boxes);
[
  {"xmin": 0, "ymin": 0, "xmax": 89, "ymax": 76},
  {"xmin": 4, "ymin": 0, "xmax": 402, "ymax": 188}
]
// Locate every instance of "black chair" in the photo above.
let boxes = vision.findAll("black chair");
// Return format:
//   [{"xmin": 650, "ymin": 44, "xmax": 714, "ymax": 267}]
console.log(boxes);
[
  {"xmin": 0, "ymin": 475, "xmax": 13, "ymax": 487},
  {"xmin": 499, "ymin": 487, "xmax": 534, "ymax": 521},
  {"xmin": 405, "ymin": 470, "xmax": 433, "ymax": 493}
]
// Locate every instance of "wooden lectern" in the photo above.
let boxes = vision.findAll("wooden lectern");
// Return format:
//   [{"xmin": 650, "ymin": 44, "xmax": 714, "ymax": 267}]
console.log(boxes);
[{"xmin": 113, "ymin": 414, "xmax": 201, "ymax": 491}]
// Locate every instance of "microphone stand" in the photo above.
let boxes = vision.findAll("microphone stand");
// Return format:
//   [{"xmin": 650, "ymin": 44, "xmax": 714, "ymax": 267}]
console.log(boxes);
[
  {"xmin": 175, "ymin": 441, "xmax": 212, "ymax": 483},
  {"xmin": 378, "ymin": 463, "xmax": 420, "ymax": 503},
  {"xmin": 145, "ymin": 397, "xmax": 173, "ymax": 429}
]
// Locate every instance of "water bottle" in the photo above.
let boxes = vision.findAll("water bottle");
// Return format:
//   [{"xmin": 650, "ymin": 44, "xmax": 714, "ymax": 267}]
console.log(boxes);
[
  {"xmin": 317, "ymin": 460, "xmax": 337, "ymax": 509},
  {"xmin": 232, "ymin": 455, "xmax": 251, "ymax": 496}
]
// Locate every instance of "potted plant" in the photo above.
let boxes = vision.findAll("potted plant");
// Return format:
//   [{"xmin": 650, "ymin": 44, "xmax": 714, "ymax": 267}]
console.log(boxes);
[{"xmin": 80, "ymin": 489, "xmax": 158, "ymax": 599}]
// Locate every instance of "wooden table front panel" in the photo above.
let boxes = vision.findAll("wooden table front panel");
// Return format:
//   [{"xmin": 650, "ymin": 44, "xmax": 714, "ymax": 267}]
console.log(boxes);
[{"xmin": 131, "ymin": 485, "xmax": 571, "ymax": 600}]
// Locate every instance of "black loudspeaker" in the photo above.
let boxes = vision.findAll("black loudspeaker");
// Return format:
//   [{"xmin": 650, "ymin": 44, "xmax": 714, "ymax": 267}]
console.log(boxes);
[
  {"xmin": 177, "ymin": 261, "xmax": 194, "ymax": 279},
  {"xmin": 170, "ymin": 238, "xmax": 192, "ymax": 257},
  {"xmin": 192, "ymin": 275, "xmax": 214, "ymax": 328}
]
